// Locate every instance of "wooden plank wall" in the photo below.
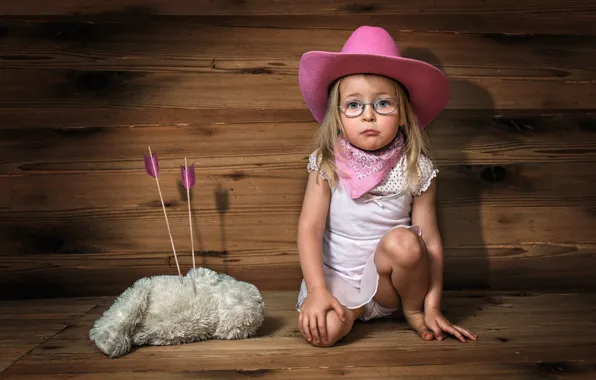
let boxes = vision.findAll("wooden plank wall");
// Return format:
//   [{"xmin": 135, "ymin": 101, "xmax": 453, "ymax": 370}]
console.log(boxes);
[{"xmin": 0, "ymin": 1, "xmax": 595, "ymax": 299}]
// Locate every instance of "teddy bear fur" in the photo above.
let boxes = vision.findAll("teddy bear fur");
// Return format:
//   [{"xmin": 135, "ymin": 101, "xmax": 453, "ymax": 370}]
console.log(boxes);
[{"xmin": 89, "ymin": 267, "xmax": 265, "ymax": 358}]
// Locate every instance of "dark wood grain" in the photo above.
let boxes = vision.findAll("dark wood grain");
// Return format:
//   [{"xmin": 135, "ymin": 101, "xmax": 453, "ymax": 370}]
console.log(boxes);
[
  {"xmin": 4, "ymin": 364, "xmax": 596, "ymax": 380},
  {"xmin": 1, "ymin": 21, "xmax": 595, "ymax": 67},
  {"xmin": 1, "ymin": 291, "xmax": 595, "ymax": 378},
  {"xmin": 0, "ymin": 69, "xmax": 593, "ymax": 119},
  {"xmin": 0, "ymin": 20, "xmax": 595, "ymax": 130},
  {"xmin": 1, "ymin": 112, "xmax": 595, "ymax": 297},
  {"xmin": 0, "ymin": 298, "xmax": 95, "ymax": 371},
  {"xmin": 1, "ymin": 115, "xmax": 594, "ymax": 164},
  {"xmin": 0, "ymin": 0, "xmax": 594, "ymax": 18},
  {"xmin": 1, "ymin": 244, "xmax": 595, "ymax": 299}
]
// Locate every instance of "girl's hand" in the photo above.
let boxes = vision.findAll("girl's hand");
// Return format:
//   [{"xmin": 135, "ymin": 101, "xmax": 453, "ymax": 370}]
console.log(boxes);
[
  {"xmin": 298, "ymin": 287, "xmax": 346, "ymax": 345},
  {"xmin": 424, "ymin": 308, "xmax": 477, "ymax": 343}
]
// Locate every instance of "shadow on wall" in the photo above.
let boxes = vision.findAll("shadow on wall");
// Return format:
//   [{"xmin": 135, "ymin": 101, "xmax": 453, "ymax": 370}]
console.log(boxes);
[
  {"xmin": 0, "ymin": 13, "xmax": 230, "ymax": 299},
  {"xmin": 402, "ymin": 46, "xmax": 494, "ymax": 324},
  {"xmin": 176, "ymin": 179, "xmax": 230, "ymax": 274}
]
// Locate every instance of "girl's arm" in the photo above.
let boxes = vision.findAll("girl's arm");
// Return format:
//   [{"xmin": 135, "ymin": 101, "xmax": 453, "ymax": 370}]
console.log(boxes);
[
  {"xmin": 411, "ymin": 179, "xmax": 443, "ymax": 310},
  {"xmin": 298, "ymin": 170, "xmax": 347, "ymax": 344},
  {"xmin": 412, "ymin": 178, "xmax": 477, "ymax": 342},
  {"xmin": 297, "ymin": 170, "xmax": 332, "ymax": 292}
]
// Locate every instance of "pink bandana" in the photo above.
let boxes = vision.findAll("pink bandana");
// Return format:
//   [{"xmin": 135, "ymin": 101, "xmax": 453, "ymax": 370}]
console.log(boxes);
[{"xmin": 335, "ymin": 133, "xmax": 404, "ymax": 199}]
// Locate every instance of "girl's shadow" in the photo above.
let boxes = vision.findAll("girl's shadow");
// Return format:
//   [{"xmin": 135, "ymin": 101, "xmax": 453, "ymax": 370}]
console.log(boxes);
[{"xmin": 400, "ymin": 46, "xmax": 495, "ymax": 328}]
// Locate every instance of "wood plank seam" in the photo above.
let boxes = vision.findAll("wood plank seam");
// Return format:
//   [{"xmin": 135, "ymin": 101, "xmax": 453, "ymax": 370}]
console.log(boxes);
[{"xmin": 0, "ymin": 302, "xmax": 98, "ymax": 373}]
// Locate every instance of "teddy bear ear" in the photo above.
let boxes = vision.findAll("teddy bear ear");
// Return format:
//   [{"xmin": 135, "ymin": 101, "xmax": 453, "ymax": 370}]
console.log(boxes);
[
  {"xmin": 187, "ymin": 267, "xmax": 209, "ymax": 278},
  {"xmin": 186, "ymin": 268, "xmax": 195, "ymax": 277}
]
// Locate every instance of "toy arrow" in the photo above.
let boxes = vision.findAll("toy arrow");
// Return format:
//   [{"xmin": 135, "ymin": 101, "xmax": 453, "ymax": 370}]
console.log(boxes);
[
  {"xmin": 144, "ymin": 146, "xmax": 182, "ymax": 280},
  {"xmin": 181, "ymin": 157, "xmax": 197, "ymax": 294}
]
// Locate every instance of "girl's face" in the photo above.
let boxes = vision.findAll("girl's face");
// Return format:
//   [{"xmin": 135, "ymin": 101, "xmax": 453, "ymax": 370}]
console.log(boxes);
[{"xmin": 338, "ymin": 75, "xmax": 400, "ymax": 151}]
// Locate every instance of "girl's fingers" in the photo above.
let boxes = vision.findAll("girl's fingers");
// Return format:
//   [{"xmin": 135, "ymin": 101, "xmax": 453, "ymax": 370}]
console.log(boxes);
[
  {"xmin": 331, "ymin": 299, "xmax": 346, "ymax": 322},
  {"xmin": 310, "ymin": 315, "xmax": 321, "ymax": 343},
  {"xmin": 454, "ymin": 325, "xmax": 478, "ymax": 340},
  {"xmin": 317, "ymin": 313, "xmax": 328, "ymax": 342},
  {"xmin": 428, "ymin": 321, "xmax": 443, "ymax": 341},
  {"xmin": 303, "ymin": 317, "xmax": 312, "ymax": 342},
  {"xmin": 438, "ymin": 320, "xmax": 466, "ymax": 343}
]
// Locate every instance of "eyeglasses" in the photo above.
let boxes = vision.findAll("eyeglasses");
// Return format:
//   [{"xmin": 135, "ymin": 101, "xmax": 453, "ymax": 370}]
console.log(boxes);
[{"xmin": 339, "ymin": 98, "xmax": 399, "ymax": 118}]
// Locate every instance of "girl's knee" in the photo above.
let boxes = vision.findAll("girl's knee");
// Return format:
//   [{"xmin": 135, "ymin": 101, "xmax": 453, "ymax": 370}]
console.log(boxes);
[
  {"xmin": 310, "ymin": 307, "xmax": 357, "ymax": 347},
  {"xmin": 380, "ymin": 228, "xmax": 425, "ymax": 268}
]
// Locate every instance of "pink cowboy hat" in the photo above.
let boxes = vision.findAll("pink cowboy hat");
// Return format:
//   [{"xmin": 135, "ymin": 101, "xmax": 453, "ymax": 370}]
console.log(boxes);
[{"xmin": 298, "ymin": 26, "xmax": 449, "ymax": 127}]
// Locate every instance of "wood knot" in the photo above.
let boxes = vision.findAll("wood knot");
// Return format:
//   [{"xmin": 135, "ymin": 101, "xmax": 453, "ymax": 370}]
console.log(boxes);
[
  {"xmin": 234, "ymin": 369, "xmax": 270, "ymax": 376},
  {"xmin": 68, "ymin": 71, "xmax": 134, "ymax": 93},
  {"xmin": 481, "ymin": 33, "xmax": 534, "ymax": 44},
  {"xmin": 495, "ymin": 117, "xmax": 534, "ymax": 132},
  {"xmin": 52, "ymin": 127, "xmax": 105, "ymax": 139},
  {"xmin": 579, "ymin": 119, "xmax": 596, "ymax": 131},
  {"xmin": 226, "ymin": 171, "xmax": 246, "ymax": 181},
  {"xmin": 40, "ymin": 22, "xmax": 97, "ymax": 42},
  {"xmin": 238, "ymin": 67, "xmax": 273, "ymax": 75},
  {"xmin": 480, "ymin": 166, "xmax": 507, "ymax": 184},
  {"xmin": 339, "ymin": 3, "xmax": 378, "ymax": 12},
  {"xmin": 146, "ymin": 200, "xmax": 176, "ymax": 208},
  {"xmin": 35, "ymin": 234, "xmax": 65, "ymax": 253},
  {"xmin": 75, "ymin": 72, "xmax": 110, "ymax": 91},
  {"xmin": 198, "ymin": 250, "xmax": 228, "ymax": 257},
  {"xmin": 535, "ymin": 362, "xmax": 581, "ymax": 374}
]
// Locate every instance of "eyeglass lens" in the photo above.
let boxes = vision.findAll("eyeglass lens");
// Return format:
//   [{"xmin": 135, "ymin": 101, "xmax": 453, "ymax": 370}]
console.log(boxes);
[{"xmin": 340, "ymin": 99, "xmax": 398, "ymax": 117}]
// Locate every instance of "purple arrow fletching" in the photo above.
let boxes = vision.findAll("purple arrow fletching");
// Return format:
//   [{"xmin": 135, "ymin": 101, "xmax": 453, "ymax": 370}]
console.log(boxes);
[
  {"xmin": 181, "ymin": 164, "xmax": 196, "ymax": 189},
  {"xmin": 144, "ymin": 152, "xmax": 159, "ymax": 178}
]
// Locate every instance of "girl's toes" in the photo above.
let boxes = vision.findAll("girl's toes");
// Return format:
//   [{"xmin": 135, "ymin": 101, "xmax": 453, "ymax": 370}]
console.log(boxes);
[
  {"xmin": 418, "ymin": 327, "xmax": 434, "ymax": 340},
  {"xmin": 404, "ymin": 312, "xmax": 434, "ymax": 340}
]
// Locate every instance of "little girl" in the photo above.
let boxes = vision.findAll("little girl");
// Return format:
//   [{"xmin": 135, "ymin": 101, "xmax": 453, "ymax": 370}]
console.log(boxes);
[{"xmin": 295, "ymin": 26, "xmax": 477, "ymax": 347}]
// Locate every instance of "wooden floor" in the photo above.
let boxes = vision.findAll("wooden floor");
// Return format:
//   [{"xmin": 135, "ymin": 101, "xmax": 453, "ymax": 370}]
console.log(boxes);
[{"xmin": 1, "ymin": 291, "xmax": 595, "ymax": 379}]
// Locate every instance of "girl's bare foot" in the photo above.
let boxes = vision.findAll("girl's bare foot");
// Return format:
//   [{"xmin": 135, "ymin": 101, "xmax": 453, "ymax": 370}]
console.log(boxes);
[{"xmin": 403, "ymin": 310, "xmax": 434, "ymax": 340}]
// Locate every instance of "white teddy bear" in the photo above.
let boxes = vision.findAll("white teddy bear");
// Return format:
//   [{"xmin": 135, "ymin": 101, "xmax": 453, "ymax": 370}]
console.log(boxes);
[{"xmin": 89, "ymin": 267, "xmax": 265, "ymax": 358}]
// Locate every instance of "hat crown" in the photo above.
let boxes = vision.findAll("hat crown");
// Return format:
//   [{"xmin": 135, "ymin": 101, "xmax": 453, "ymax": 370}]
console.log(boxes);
[{"xmin": 341, "ymin": 26, "xmax": 400, "ymax": 57}]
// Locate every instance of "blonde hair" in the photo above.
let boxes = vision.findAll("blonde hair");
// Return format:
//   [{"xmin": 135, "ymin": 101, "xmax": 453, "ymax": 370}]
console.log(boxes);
[{"xmin": 313, "ymin": 74, "xmax": 433, "ymax": 192}]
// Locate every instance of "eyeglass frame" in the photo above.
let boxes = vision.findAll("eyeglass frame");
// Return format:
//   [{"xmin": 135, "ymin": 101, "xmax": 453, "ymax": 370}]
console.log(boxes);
[{"xmin": 338, "ymin": 98, "xmax": 399, "ymax": 118}]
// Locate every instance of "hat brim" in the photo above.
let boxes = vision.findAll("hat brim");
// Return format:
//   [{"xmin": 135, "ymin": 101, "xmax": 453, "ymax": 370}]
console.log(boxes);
[{"xmin": 298, "ymin": 51, "xmax": 449, "ymax": 127}]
